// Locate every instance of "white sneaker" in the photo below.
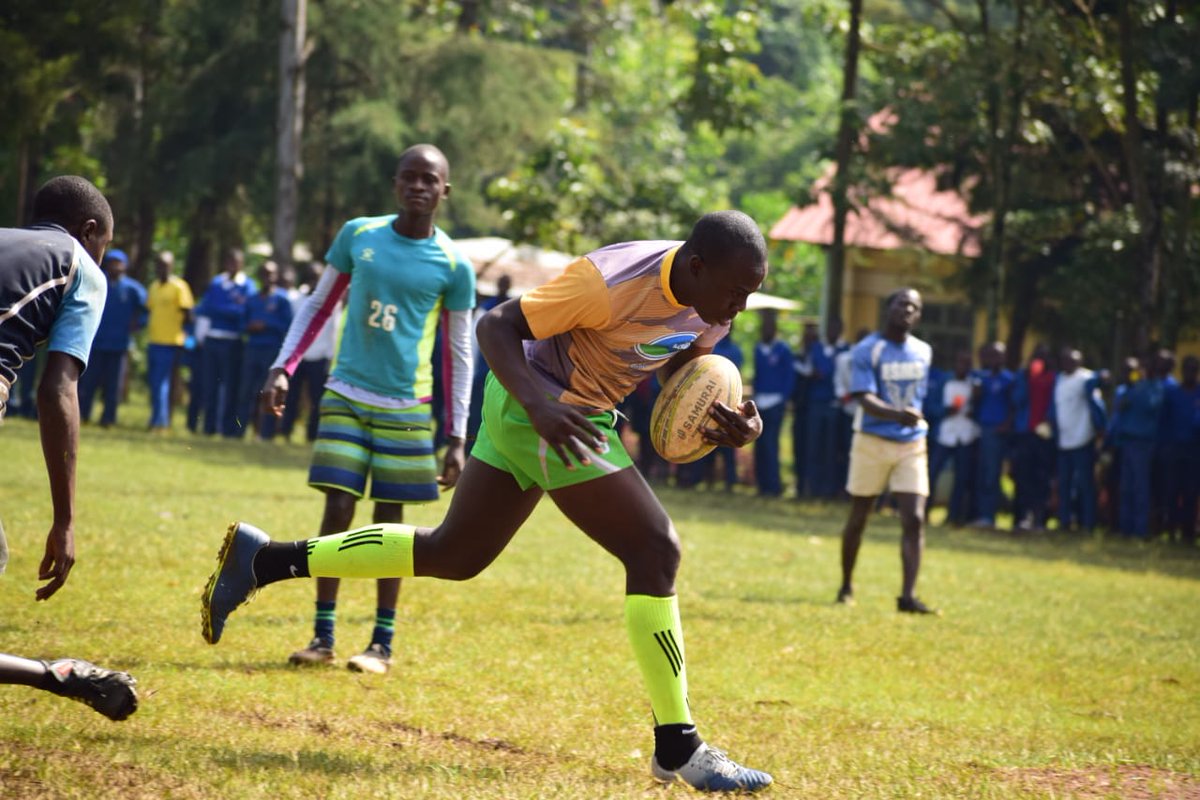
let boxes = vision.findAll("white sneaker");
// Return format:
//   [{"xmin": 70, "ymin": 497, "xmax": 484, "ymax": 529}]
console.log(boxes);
[
  {"xmin": 347, "ymin": 643, "xmax": 391, "ymax": 675},
  {"xmin": 651, "ymin": 743, "xmax": 773, "ymax": 792}
]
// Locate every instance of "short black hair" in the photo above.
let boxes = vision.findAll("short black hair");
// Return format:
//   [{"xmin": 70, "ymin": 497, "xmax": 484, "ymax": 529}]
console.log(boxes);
[
  {"xmin": 396, "ymin": 144, "xmax": 450, "ymax": 179},
  {"xmin": 886, "ymin": 287, "xmax": 920, "ymax": 307},
  {"xmin": 31, "ymin": 176, "xmax": 113, "ymax": 234},
  {"xmin": 686, "ymin": 210, "xmax": 767, "ymax": 266}
]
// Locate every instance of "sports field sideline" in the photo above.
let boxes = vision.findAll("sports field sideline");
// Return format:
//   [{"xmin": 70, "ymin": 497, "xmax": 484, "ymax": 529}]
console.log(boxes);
[{"xmin": 2, "ymin": 415, "xmax": 1198, "ymax": 799}]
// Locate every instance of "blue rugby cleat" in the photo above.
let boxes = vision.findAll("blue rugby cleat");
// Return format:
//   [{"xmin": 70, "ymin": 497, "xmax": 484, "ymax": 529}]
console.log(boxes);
[
  {"xmin": 201, "ymin": 521, "xmax": 270, "ymax": 644},
  {"xmin": 651, "ymin": 743, "xmax": 773, "ymax": 793}
]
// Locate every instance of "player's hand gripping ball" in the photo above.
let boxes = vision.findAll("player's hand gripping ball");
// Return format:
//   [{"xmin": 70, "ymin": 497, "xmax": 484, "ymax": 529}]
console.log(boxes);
[{"xmin": 649, "ymin": 354, "xmax": 743, "ymax": 464}]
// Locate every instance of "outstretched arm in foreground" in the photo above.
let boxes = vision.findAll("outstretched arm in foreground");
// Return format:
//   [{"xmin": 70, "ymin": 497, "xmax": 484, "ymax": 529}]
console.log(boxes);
[{"xmin": 35, "ymin": 352, "xmax": 84, "ymax": 601}]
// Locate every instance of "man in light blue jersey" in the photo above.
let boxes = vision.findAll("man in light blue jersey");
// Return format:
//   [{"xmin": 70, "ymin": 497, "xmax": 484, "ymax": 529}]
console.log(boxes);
[
  {"xmin": 836, "ymin": 288, "xmax": 938, "ymax": 615},
  {"xmin": 0, "ymin": 176, "xmax": 138, "ymax": 720},
  {"xmin": 260, "ymin": 144, "xmax": 476, "ymax": 674}
]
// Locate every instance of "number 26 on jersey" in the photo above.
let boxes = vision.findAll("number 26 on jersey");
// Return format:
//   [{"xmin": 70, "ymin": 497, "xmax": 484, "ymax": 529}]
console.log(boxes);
[{"xmin": 368, "ymin": 299, "xmax": 397, "ymax": 332}]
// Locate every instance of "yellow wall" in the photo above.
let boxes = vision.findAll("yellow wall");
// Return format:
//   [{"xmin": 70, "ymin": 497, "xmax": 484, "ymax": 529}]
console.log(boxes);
[
  {"xmin": 837, "ymin": 246, "xmax": 972, "ymax": 333},
  {"xmin": 834, "ymin": 245, "xmax": 1200, "ymax": 365}
]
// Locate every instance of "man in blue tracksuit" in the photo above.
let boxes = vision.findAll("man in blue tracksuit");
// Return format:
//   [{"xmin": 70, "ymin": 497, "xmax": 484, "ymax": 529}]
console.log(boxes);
[
  {"xmin": 1160, "ymin": 355, "xmax": 1199, "ymax": 543},
  {"xmin": 971, "ymin": 342, "xmax": 1014, "ymax": 528},
  {"xmin": 78, "ymin": 249, "xmax": 146, "ymax": 426},
  {"xmin": 804, "ymin": 320, "xmax": 844, "ymax": 498},
  {"xmin": 753, "ymin": 309, "xmax": 794, "ymax": 497},
  {"xmin": 197, "ymin": 247, "xmax": 257, "ymax": 437},
  {"xmin": 1115, "ymin": 358, "xmax": 1165, "ymax": 538},
  {"xmin": 238, "ymin": 261, "xmax": 293, "ymax": 439}
]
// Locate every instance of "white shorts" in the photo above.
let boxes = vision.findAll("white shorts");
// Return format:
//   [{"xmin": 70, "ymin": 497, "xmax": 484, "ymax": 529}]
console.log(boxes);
[{"xmin": 846, "ymin": 432, "xmax": 929, "ymax": 498}]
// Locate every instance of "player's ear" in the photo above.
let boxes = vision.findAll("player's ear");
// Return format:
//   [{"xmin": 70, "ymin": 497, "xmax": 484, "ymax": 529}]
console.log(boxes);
[{"xmin": 442, "ymin": 181, "xmax": 452, "ymax": 199}]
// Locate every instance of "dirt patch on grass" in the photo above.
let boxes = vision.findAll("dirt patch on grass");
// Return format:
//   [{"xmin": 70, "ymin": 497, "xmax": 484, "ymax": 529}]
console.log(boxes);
[
  {"xmin": 0, "ymin": 742, "xmax": 196, "ymax": 800},
  {"xmin": 1000, "ymin": 765, "xmax": 1200, "ymax": 799}
]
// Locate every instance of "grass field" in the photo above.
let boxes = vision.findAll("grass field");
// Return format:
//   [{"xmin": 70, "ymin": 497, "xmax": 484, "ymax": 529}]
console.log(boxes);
[{"xmin": 2, "ymin": 410, "xmax": 1199, "ymax": 799}]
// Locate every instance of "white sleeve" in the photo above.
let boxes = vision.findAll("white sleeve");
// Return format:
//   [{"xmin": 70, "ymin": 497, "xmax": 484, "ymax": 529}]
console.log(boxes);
[
  {"xmin": 446, "ymin": 308, "xmax": 475, "ymax": 439},
  {"xmin": 271, "ymin": 267, "xmax": 346, "ymax": 372}
]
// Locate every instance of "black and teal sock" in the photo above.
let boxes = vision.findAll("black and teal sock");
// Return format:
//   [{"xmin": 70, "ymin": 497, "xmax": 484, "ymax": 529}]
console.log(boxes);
[
  {"xmin": 253, "ymin": 540, "xmax": 310, "ymax": 587},
  {"xmin": 370, "ymin": 607, "xmax": 396, "ymax": 655},
  {"xmin": 314, "ymin": 601, "xmax": 336, "ymax": 647},
  {"xmin": 654, "ymin": 723, "xmax": 703, "ymax": 771}
]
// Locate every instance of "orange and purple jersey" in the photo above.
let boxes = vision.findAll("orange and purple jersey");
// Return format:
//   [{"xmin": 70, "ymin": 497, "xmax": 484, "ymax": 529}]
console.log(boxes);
[{"xmin": 520, "ymin": 241, "xmax": 728, "ymax": 411}]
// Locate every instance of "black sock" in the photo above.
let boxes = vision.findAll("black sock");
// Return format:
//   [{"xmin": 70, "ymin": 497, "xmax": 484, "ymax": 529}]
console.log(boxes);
[
  {"xmin": 253, "ymin": 541, "xmax": 310, "ymax": 587},
  {"xmin": 654, "ymin": 723, "xmax": 703, "ymax": 770}
]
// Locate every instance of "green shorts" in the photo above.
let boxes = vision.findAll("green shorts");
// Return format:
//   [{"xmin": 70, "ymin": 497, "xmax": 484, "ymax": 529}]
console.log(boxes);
[
  {"xmin": 471, "ymin": 373, "xmax": 633, "ymax": 491},
  {"xmin": 308, "ymin": 389, "xmax": 439, "ymax": 503}
]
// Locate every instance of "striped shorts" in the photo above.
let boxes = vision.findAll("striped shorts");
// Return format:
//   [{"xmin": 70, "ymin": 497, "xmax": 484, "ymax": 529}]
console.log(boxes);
[{"xmin": 308, "ymin": 389, "xmax": 439, "ymax": 503}]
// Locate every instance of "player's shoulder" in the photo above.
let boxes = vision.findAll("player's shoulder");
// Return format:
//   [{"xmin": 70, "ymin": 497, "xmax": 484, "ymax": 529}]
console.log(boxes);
[
  {"xmin": 908, "ymin": 334, "xmax": 933, "ymax": 359},
  {"xmin": 852, "ymin": 332, "xmax": 883, "ymax": 356},
  {"xmin": 343, "ymin": 214, "xmax": 395, "ymax": 238},
  {"xmin": 431, "ymin": 227, "xmax": 474, "ymax": 272},
  {"xmin": 585, "ymin": 240, "xmax": 679, "ymax": 281}
]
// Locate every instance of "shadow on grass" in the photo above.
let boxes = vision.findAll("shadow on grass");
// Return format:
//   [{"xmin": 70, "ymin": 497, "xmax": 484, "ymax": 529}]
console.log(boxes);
[{"xmin": 654, "ymin": 485, "xmax": 1200, "ymax": 582}]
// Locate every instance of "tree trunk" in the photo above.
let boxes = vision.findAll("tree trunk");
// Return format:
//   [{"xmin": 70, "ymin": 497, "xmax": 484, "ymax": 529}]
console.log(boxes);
[
  {"xmin": 456, "ymin": 0, "xmax": 481, "ymax": 33},
  {"xmin": 1117, "ymin": 0, "xmax": 1162, "ymax": 357},
  {"xmin": 184, "ymin": 198, "xmax": 218, "ymax": 297},
  {"xmin": 825, "ymin": 0, "xmax": 862, "ymax": 326},
  {"xmin": 273, "ymin": 0, "xmax": 308, "ymax": 275}
]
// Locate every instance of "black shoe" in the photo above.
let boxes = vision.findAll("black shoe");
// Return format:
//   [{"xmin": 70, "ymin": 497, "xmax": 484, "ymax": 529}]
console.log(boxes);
[
  {"xmin": 835, "ymin": 586, "xmax": 854, "ymax": 606},
  {"xmin": 897, "ymin": 596, "xmax": 940, "ymax": 615},
  {"xmin": 43, "ymin": 659, "xmax": 139, "ymax": 721}
]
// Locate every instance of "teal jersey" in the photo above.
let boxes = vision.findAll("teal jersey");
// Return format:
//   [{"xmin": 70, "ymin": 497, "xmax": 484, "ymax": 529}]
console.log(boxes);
[{"xmin": 325, "ymin": 215, "xmax": 475, "ymax": 400}]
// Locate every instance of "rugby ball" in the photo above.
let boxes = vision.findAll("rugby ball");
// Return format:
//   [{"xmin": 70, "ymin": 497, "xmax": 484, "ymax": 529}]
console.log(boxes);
[{"xmin": 649, "ymin": 354, "xmax": 743, "ymax": 464}]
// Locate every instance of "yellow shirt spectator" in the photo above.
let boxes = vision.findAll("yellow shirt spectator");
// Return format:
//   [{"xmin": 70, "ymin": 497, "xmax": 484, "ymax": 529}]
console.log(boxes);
[{"xmin": 147, "ymin": 275, "xmax": 195, "ymax": 346}]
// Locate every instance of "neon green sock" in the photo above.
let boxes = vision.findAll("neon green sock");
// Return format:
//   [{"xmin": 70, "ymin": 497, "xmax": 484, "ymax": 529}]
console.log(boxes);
[
  {"xmin": 306, "ymin": 524, "xmax": 416, "ymax": 579},
  {"xmin": 625, "ymin": 594, "xmax": 692, "ymax": 726}
]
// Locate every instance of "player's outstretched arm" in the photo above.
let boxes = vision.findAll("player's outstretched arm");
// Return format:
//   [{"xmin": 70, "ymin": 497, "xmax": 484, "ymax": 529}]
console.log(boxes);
[
  {"xmin": 35, "ymin": 352, "xmax": 83, "ymax": 601},
  {"xmin": 476, "ymin": 299, "xmax": 604, "ymax": 469}
]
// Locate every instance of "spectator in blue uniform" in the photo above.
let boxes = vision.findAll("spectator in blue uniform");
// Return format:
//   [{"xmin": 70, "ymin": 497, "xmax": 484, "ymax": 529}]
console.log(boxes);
[
  {"xmin": 1160, "ymin": 355, "xmax": 1199, "ymax": 544},
  {"xmin": 78, "ymin": 249, "xmax": 147, "ymax": 427},
  {"xmin": 1115, "ymin": 354, "xmax": 1165, "ymax": 538},
  {"xmin": 238, "ymin": 260, "xmax": 293, "ymax": 439},
  {"xmin": 804, "ymin": 319, "xmax": 842, "ymax": 498},
  {"xmin": 1101, "ymin": 356, "xmax": 1139, "ymax": 530},
  {"xmin": 790, "ymin": 322, "xmax": 818, "ymax": 497},
  {"xmin": 970, "ymin": 342, "xmax": 1014, "ymax": 528},
  {"xmin": 1150, "ymin": 349, "xmax": 1178, "ymax": 536},
  {"xmin": 752, "ymin": 309, "xmax": 794, "ymax": 497},
  {"xmin": 197, "ymin": 247, "xmax": 256, "ymax": 437}
]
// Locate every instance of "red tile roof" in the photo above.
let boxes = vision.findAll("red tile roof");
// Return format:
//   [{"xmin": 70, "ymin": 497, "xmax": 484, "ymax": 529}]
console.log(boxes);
[{"xmin": 769, "ymin": 161, "xmax": 985, "ymax": 258}]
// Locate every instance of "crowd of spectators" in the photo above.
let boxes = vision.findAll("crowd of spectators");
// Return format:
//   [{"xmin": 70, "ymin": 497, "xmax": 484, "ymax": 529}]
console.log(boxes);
[{"xmin": 620, "ymin": 312, "xmax": 1199, "ymax": 545}]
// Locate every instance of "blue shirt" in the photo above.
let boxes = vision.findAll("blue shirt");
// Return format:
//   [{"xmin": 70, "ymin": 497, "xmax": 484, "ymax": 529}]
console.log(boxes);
[
  {"xmin": 199, "ymin": 273, "xmax": 258, "ymax": 335},
  {"xmin": 712, "ymin": 333, "xmax": 744, "ymax": 371},
  {"xmin": 806, "ymin": 342, "xmax": 837, "ymax": 404},
  {"xmin": 243, "ymin": 287, "xmax": 294, "ymax": 350},
  {"xmin": 91, "ymin": 275, "xmax": 147, "ymax": 352},
  {"xmin": 850, "ymin": 332, "xmax": 932, "ymax": 443},
  {"xmin": 974, "ymin": 369, "xmax": 1015, "ymax": 428},
  {"xmin": 1117, "ymin": 379, "xmax": 1165, "ymax": 443},
  {"xmin": 325, "ymin": 215, "xmax": 475, "ymax": 400},
  {"xmin": 1160, "ymin": 380, "xmax": 1200, "ymax": 446},
  {"xmin": 753, "ymin": 339, "xmax": 795, "ymax": 405},
  {"xmin": 923, "ymin": 365, "xmax": 950, "ymax": 441}
]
